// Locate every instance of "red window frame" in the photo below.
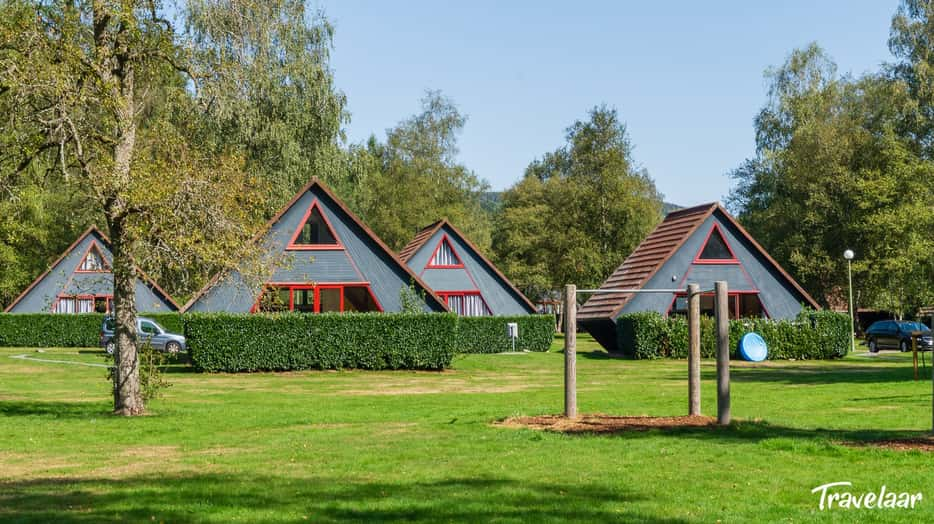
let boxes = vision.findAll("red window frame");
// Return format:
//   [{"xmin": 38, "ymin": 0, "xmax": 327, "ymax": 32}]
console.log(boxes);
[
  {"xmin": 665, "ymin": 290, "xmax": 769, "ymax": 319},
  {"xmin": 285, "ymin": 200, "xmax": 344, "ymax": 251},
  {"xmin": 693, "ymin": 223, "xmax": 740, "ymax": 265},
  {"xmin": 436, "ymin": 290, "xmax": 491, "ymax": 316},
  {"xmin": 251, "ymin": 282, "xmax": 383, "ymax": 313},
  {"xmin": 53, "ymin": 294, "xmax": 113, "ymax": 314},
  {"xmin": 425, "ymin": 234, "xmax": 464, "ymax": 269},
  {"xmin": 75, "ymin": 243, "xmax": 110, "ymax": 273}
]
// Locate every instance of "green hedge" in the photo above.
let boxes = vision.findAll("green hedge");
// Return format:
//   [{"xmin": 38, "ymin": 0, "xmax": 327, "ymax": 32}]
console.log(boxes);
[
  {"xmin": 144, "ymin": 313, "xmax": 184, "ymax": 334},
  {"xmin": 456, "ymin": 315, "xmax": 555, "ymax": 353},
  {"xmin": 617, "ymin": 310, "xmax": 850, "ymax": 360},
  {"xmin": 0, "ymin": 312, "xmax": 184, "ymax": 348},
  {"xmin": 0, "ymin": 313, "xmax": 103, "ymax": 347},
  {"xmin": 184, "ymin": 312, "xmax": 459, "ymax": 372}
]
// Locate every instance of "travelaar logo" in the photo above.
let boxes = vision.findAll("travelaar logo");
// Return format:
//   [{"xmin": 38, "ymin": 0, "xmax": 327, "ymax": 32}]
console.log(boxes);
[{"xmin": 812, "ymin": 482, "xmax": 922, "ymax": 510}]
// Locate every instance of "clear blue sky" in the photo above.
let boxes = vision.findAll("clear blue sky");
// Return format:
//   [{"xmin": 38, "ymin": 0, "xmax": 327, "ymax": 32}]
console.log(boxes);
[{"xmin": 315, "ymin": 1, "xmax": 898, "ymax": 206}]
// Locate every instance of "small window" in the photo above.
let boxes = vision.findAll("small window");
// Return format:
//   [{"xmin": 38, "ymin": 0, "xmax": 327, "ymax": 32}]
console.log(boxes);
[
  {"xmin": 442, "ymin": 292, "xmax": 490, "ymax": 316},
  {"xmin": 427, "ymin": 237, "xmax": 463, "ymax": 267},
  {"xmin": 78, "ymin": 245, "xmax": 108, "ymax": 271},
  {"xmin": 293, "ymin": 289, "xmax": 315, "ymax": 313},
  {"xmin": 55, "ymin": 297, "xmax": 76, "ymax": 314},
  {"xmin": 140, "ymin": 321, "xmax": 159, "ymax": 335},
  {"xmin": 94, "ymin": 297, "xmax": 108, "ymax": 313},
  {"xmin": 344, "ymin": 286, "xmax": 379, "ymax": 312},
  {"xmin": 77, "ymin": 298, "xmax": 94, "ymax": 313},
  {"xmin": 738, "ymin": 294, "xmax": 765, "ymax": 318},
  {"xmin": 319, "ymin": 288, "xmax": 342, "ymax": 312},
  {"xmin": 697, "ymin": 226, "xmax": 736, "ymax": 262},
  {"xmin": 289, "ymin": 203, "xmax": 339, "ymax": 248}
]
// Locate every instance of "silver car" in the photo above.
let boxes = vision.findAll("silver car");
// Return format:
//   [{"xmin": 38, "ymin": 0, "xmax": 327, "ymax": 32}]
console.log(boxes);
[{"xmin": 100, "ymin": 316, "xmax": 186, "ymax": 354}]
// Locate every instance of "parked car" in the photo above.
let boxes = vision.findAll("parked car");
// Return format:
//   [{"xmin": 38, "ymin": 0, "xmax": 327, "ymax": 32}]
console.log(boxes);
[
  {"xmin": 100, "ymin": 316, "xmax": 186, "ymax": 354},
  {"xmin": 864, "ymin": 320, "xmax": 933, "ymax": 353}
]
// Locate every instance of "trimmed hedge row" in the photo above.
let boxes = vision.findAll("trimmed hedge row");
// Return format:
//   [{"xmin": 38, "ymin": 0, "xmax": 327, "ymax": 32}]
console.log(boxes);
[
  {"xmin": 0, "ymin": 312, "xmax": 184, "ymax": 348},
  {"xmin": 457, "ymin": 315, "xmax": 555, "ymax": 353},
  {"xmin": 617, "ymin": 310, "xmax": 850, "ymax": 360},
  {"xmin": 0, "ymin": 313, "xmax": 103, "ymax": 347},
  {"xmin": 184, "ymin": 312, "xmax": 459, "ymax": 372}
]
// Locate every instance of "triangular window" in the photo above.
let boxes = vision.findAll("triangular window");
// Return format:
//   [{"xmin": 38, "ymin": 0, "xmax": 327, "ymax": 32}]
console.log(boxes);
[
  {"xmin": 287, "ymin": 201, "xmax": 341, "ymax": 249},
  {"xmin": 427, "ymin": 237, "xmax": 463, "ymax": 268},
  {"xmin": 696, "ymin": 225, "xmax": 737, "ymax": 262},
  {"xmin": 78, "ymin": 245, "xmax": 108, "ymax": 271}
]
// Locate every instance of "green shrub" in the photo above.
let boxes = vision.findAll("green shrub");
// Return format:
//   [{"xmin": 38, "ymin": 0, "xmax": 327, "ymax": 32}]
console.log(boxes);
[
  {"xmin": 0, "ymin": 313, "xmax": 103, "ymax": 347},
  {"xmin": 0, "ymin": 312, "xmax": 184, "ymax": 348},
  {"xmin": 145, "ymin": 312, "xmax": 184, "ymax": 334},
  {"xmin": 616, "ymin": 309, "xmax": 850, "ymax": 360},
  {"xmin": 456, "ymin": 315, "xmax": 555, "ymax": 353},
  {"xmin": 184, "ymin": 312, "xmax": 459, "ymax": 372}
]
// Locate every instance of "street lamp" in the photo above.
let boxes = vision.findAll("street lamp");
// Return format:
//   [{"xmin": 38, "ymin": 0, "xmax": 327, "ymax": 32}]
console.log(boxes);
[{"xmin": 844, "ymin": 249, "xmax": 855, "ymax": 354}]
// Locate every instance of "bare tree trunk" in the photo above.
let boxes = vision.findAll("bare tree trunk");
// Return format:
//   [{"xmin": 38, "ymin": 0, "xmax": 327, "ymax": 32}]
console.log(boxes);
[{"xmin": 109, "ymin": 218, "xmax": 143, "ymax": 415}]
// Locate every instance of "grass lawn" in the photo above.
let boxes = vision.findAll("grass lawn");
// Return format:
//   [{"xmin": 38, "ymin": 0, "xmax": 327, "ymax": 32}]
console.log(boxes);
[{"xmin": 1, "ymin": 335, "xmax": 933, "ymax": 522}]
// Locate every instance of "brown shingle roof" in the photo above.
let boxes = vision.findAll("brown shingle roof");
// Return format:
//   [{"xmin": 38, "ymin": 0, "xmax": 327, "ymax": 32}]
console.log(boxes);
[
  {"xmin": 578, "ymin": 203, "xmax": 819, "ymax": 320},
  {"xmin": 399, "ymin": 220, "xmax": 445, "ymax": 262},
  {"xmin": 399, "ymin": 219, "xmax": 537, "ymax": 313}
]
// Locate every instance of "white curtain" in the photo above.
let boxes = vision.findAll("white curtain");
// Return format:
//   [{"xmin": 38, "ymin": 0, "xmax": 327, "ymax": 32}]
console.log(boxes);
[
  {"xmin": 445, "ymin": 294, "xmax": 490, "ymax": 316},
  {"xmin": 446, "ymin": 295, "xmax": 465, "ymax": 315},
  {"xmin": 463, "ymin": 294, "xmax": 489, "ymax": 316},
  {"xmin": 77, "ymin": 298, "xmax": 94, "ymax": 313},
  {"xmin": 55, "ymin": 297, "xmax": 75, "ymax": 313},
  {"xmin": 430, "ymin": 240, "xmax": 459, "ymax": 266}
]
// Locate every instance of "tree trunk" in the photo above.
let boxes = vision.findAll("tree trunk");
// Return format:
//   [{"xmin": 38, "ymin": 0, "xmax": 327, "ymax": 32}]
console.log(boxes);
[
  {"xmin": 95, "ymin": 3, "xmax": 143, "ymax": 416},
  {"xmin": 109, "ymin": 218, "xmax": 143, "ymax": 415}
]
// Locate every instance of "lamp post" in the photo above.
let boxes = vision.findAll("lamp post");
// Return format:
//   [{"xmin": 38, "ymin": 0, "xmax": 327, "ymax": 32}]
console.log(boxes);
[{"xmin": 844, "ymin": 249, "xmax": 855, "ymax": 354}]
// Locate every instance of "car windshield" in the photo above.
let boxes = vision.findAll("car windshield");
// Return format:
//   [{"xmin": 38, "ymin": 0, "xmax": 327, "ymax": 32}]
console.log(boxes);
[{"xmin": 898, "ymin": 321, "xmax": 931, "ymax": 333}]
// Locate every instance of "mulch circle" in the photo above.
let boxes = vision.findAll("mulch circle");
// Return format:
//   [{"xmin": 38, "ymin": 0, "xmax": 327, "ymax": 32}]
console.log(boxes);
[
  {"xmin": 496, "ymin": 414, "xmax": 718, "ymax": 434},
  {"xmin": 845, "ymin": 438, "xmax": 934, "ymax": 452}
]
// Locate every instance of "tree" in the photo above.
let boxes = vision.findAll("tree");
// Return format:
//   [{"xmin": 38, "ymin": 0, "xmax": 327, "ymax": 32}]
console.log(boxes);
[
  {"xmin": 728, "ymin": 43, "xmax": 934, "ymax": 317},
  {"xmin": 359, "ymin": 91, "xmax": 492, "ymax": 251},
  {"xmin": 494, "ymin": 106, "xmax": 663, "ymax": 299},
  {"xmin": 0, "ymin": 1, "xmax": 263, "ymax": 415},
  {"xmin": 889, "ymin": 0, "xmax": 934, "ymax": 155},
  {"xmin": 183, "ymin": 0, "xmax": 347, "ymax": 211}
]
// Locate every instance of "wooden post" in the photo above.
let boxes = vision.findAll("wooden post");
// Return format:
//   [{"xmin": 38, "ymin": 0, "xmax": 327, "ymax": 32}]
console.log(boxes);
[
  {"xmin": 564, "ymin": 284, "xmax": 577, "ymax": 419},
  {"xmin": 715, "ymin": 281, "xmax": 730, "ymax": 425},
  {"xmin": 688, "ymin": 283, "xmax": 701, "ymax": 416},
  {"xmin": 913, "ymin": 332, "xmax": 919, "ymax": 381}
]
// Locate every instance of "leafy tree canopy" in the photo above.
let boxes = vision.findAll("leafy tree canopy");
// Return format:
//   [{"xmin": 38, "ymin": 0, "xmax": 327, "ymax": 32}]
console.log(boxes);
[{"xmin": 494, "ymin": 106, "xmax": 663, "ymax": 300}]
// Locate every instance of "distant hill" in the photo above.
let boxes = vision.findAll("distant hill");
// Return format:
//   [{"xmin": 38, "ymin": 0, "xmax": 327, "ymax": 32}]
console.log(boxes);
[{"xmin": 481, "ymin": 191, "xmax": 682, "ymax": 216}]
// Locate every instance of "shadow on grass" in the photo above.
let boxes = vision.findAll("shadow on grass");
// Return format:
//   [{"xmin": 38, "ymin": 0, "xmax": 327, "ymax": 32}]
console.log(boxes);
[
  {"xmin": 0, "ymin": 474, "xmax": 687, "ymax": 523},
  {"xmin": 673, "ymin": 364, "xmax": 926, "ymax": 385},
  {"xmin": 0, "ymin": 400, "xmax": 111, "ymax": 419},
  {"xmin": 579, "ymin": 350, "xmax": 628, "ymax": 360},
  {"xmin": 527, "ymin": 417, "xmax": 934, "ymax": 447}
]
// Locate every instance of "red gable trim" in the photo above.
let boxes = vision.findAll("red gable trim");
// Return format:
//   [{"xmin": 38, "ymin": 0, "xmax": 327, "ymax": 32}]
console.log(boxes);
[
  {"xmin": 285, "ymin": 199, "xmax": 344, "ymax": 251},
  {"xmin": 424, "ymin": 234, "xmax": 465, "ymax": 269},
  {"xmin": 74, "ymin": 242, "xmax": 111, "ymax": 273},
  {"xmin": 692, "ymin": 223, "xmax": 740, "ymax": 265}
]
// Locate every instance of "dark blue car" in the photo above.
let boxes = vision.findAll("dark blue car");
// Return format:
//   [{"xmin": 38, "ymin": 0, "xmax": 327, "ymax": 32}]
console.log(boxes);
[{"xmin": 865, "ymin": 320, "xmax": 932, "ymax": 353}]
